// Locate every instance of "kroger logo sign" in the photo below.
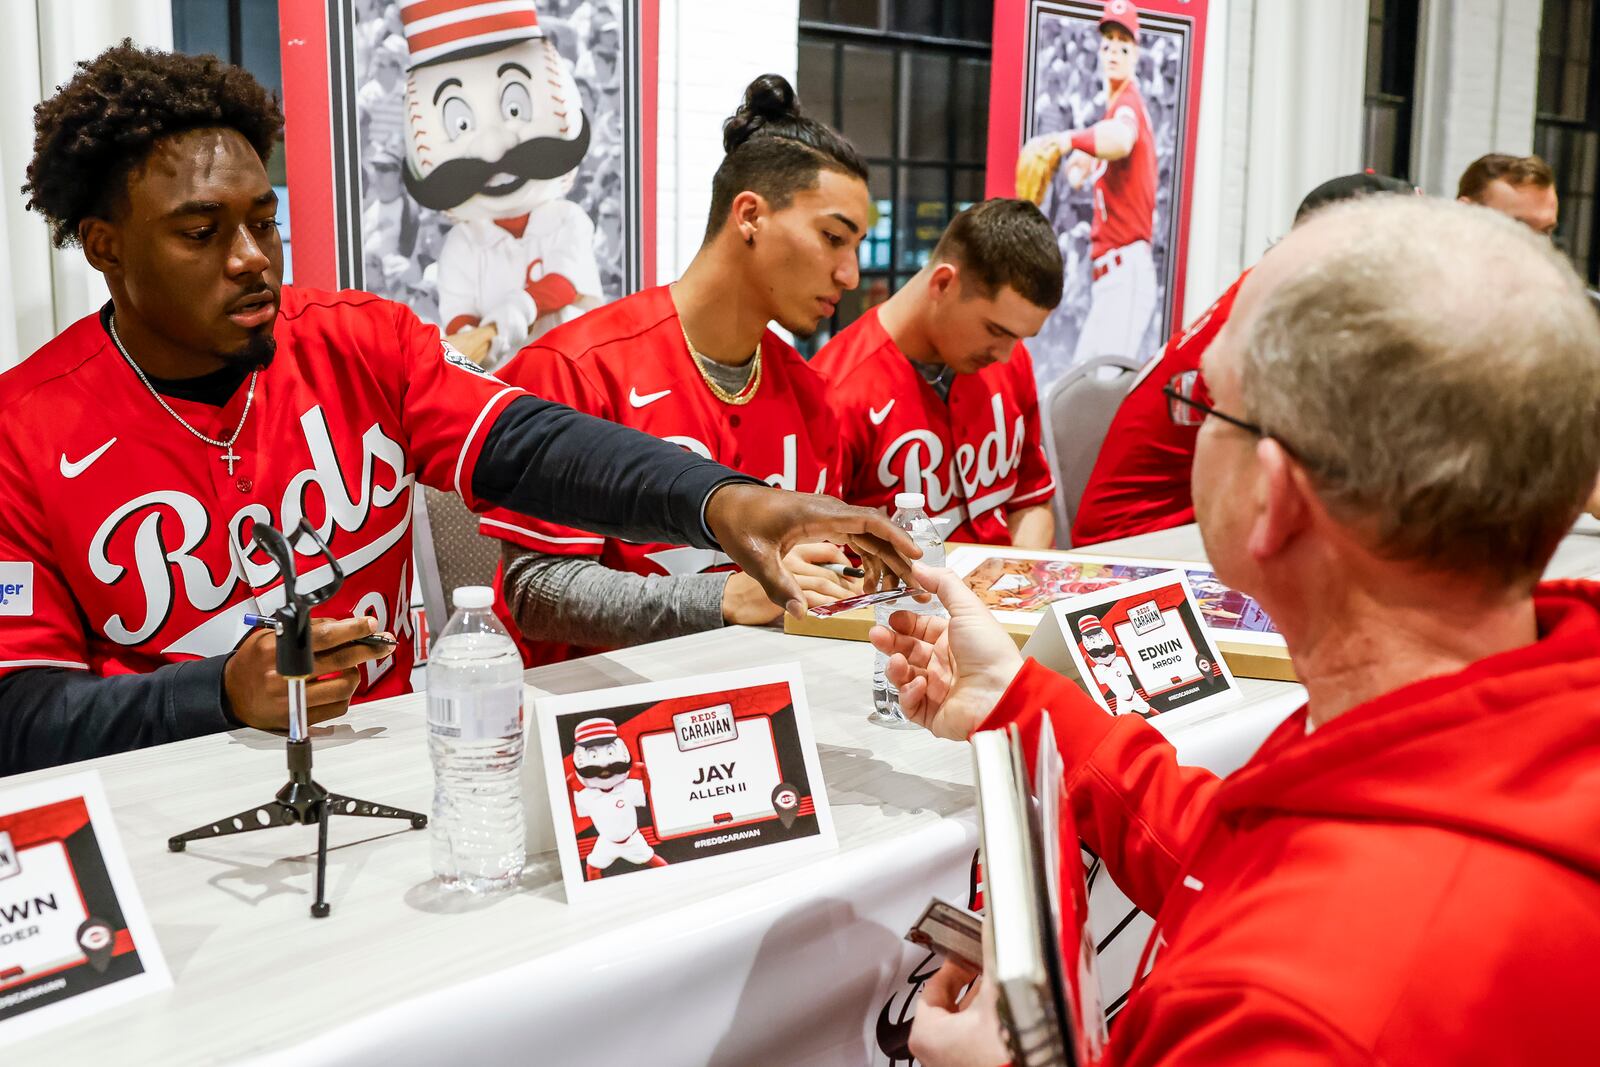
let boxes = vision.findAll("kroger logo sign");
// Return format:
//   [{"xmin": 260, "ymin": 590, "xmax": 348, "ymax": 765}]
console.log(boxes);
[{"xmin": 0, "ymin": 562, "xmax": 33, "ymax": 616}]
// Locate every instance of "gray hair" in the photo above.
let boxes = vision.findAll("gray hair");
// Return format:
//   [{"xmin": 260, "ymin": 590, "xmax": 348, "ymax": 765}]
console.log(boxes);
[{"xmin": 1240, "ymin": 196, "xmax": 1600, "ymax": 581}]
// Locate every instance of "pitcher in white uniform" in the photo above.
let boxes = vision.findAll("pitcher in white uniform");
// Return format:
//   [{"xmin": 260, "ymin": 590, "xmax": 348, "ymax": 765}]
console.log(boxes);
[{"xmin": 400, "ymin": 0, "xmax": 603, "ymax": 366}]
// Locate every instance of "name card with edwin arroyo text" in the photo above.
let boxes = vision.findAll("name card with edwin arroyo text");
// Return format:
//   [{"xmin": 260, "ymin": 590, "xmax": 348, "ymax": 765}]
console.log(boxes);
[{"xmin": 535, "ymin": 663, "xmax": 836, "ymax": 905}]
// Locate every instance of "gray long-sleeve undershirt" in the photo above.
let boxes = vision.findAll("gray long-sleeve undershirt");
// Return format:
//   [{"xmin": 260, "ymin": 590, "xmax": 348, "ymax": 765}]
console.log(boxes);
[{"xmin": 499, "ymin": 352, "xmax": 761, "ymax": 651}]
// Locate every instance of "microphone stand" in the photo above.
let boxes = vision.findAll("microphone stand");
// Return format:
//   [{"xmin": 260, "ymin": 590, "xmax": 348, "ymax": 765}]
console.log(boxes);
[{"xmin": 168, "ymin": 521, "xmax": 427, "ymax": 918}]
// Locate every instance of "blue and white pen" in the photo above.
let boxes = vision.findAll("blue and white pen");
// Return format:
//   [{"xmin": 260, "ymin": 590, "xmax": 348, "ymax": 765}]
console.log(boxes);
[{"xmin": 243, "ymin": 612, "xmax": 397, "ymax": 650}]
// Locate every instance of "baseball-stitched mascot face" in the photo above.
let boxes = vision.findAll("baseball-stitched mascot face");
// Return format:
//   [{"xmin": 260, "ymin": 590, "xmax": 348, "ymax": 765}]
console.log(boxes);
[
  {"xmin": 573, "ymin": 735, "xmax": 632, "ymax": 791},
  {"xmin": 1098, "ymin": 24, "xmax": 1138, "ymax": 85},
  {"xmin": 404, "ymin": 36, "xmax": 589, "ymax": 221}
]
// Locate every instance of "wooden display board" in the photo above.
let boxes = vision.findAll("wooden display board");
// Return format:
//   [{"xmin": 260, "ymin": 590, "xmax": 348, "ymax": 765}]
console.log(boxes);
[{"xmin": 786, "ymin": 544, "xmax": 1295, "ymax": 683}]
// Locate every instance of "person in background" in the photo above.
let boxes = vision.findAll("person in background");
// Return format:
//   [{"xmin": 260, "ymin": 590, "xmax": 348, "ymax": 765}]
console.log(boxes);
[
  {"xmin": 481, "ymin": 74, "xmax": 865, "ymax": 666},
  {"xmin": 812, "ymin": 199, "xmax": 1063, "ymax": 549},
  {"xmin": 1457, "ymin": 152, "xmax": 1559, "ymax": 236},
  {"xmin": 1071, "ymin": 171, "xmax": 1414, "ymax": 546},
  {"xmin": 880, "ymin": 195, "xmax": 1600, "ymax": 1064}
]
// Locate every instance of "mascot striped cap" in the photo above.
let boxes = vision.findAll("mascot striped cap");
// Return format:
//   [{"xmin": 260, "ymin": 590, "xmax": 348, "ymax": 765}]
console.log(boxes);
[
  {"xmin": 574, "ymin": 717, "xmax": 620, "ymax": 746},
  {"xmin": 400, "ymin": 0, "xmax": 545, "ymax": 69}
]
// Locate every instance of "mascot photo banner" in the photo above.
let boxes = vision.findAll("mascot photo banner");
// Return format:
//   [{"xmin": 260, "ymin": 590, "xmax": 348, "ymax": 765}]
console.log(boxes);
[
  {"xmin": 987, "ymin": 0, "xmax": 1207, "ymax": 391},
  {"xmin": 279, "ymin": 0, "xmax": 657, "ymax": 368}
]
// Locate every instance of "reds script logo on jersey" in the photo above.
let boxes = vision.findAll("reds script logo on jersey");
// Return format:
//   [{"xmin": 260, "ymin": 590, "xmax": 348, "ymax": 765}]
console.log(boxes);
[
  {"xmin": 0, "ymin": 287, "xmax": 524, "ymax": 701},
  {"xmin": 813, "ymin": 309, "xmax": 1055, "ymax": 546}
]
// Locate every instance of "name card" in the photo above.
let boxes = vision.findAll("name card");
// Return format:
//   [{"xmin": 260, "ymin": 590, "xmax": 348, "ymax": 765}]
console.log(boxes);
[
  {"xmin": 0, "ymin": 772, "xmax": 169, "ymax": 1046},
  {"xmin": 535, "ymin": 664, "xmax": 836, "ymax": 905},
  {"xmin": 1023, "ymin": 570, "xmax": 1241, "ymax": 720}
]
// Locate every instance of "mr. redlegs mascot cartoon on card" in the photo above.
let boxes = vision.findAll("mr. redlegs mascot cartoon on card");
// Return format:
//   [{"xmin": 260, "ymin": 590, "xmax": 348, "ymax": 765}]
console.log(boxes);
[
  {"xmin": 1076, "ymin": 612, "xmax": 1152, "ymax": 716},
  {"xmin": 570, "ymin": 716, "xmax": 667, "ymax": 880},
  {"xmin": 400, "ymin": 0, "xmax": 603, "ymax": 366}
]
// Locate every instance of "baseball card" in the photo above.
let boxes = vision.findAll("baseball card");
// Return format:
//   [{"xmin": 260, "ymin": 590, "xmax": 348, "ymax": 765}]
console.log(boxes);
[
  {"xmin": 1028, "ymin": 570, "xmax": 1239, "ymax": 719},
  {"xmin": 987, "ymin": 0, "xmax": 1209, "ymax": 391},
  {"xmin": 0, "ymin": 774, "xmax": 169, "ymax": 1047},
  {"xmin": 534, "ymin": 664, "xmax": 835, "ymax": 905}
]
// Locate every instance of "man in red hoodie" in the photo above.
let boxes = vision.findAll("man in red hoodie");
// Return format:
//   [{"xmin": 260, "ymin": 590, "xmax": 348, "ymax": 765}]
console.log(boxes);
[{"xmin": 876, "ymin": 195, "xmax": 1600, "ymax": 1064}]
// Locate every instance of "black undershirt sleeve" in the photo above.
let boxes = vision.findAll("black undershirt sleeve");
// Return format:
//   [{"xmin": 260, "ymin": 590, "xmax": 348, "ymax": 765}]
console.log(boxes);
[
  {"xmin": 469, "ymin": 394, "xmax": 758, "ymax": 550},
  {"xmin": 0, "ymin": 657, "xmax": 240, "ymax": 776}
]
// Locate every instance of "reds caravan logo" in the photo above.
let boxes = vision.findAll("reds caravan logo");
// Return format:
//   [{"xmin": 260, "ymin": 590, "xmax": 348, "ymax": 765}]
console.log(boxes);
[
  {"xmin": 876, "ymin": 393, "xmax": 1024, "ymax": 518},
  {"xmin": 87, "ymin": 405, "xmax": 415, "ymax": 670}
]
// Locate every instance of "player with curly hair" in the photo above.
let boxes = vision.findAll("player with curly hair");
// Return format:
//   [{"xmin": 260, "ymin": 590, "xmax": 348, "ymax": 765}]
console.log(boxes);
[{"xmin": 0, "ymin": 43, "xmax": 915, "ymax": 774}]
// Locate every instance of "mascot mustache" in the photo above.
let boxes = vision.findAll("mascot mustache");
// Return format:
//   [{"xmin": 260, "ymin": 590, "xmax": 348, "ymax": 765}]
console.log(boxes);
[
  {"xmin": 404, "ymin": 111, "xmax": 591, "ymax": 212},
  {"xmin": 575, "ymin": 759, "xmax": 632, "ymax": 781}
]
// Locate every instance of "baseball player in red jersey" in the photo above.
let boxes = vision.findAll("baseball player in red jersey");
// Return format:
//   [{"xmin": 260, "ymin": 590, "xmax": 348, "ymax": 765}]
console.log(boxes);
[
  {"xmin": 1020, "ymin": 0, "xmax": 1158, "ymax": 364},
  {"xmin": 813, "ymin": 200, "xmax": 1063, "ymax": 548},
  {"xmin": 1073, "ymin": 172, "xmax": 1416, "ymax": 546},
  {"xmin": 0, "ymin": 48, "xmax": 917, "ymax": 773},
  {"xmin": 481, "ymin": 74, "xmax": 865, "ymax": 665}
]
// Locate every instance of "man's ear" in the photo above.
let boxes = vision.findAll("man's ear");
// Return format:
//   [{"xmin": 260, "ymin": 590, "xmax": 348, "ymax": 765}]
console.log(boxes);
[
  {"xmin": 79, "ymin": 217, "xmax": 121, "ymax": 278},
  {"xmin": 1247, "ymin": 437, "xmax": 1312, "ymax": 564},
  {"xmin": 730, "ymin": 190, "xmax": 766, "ymax": 245},
  {"xmin": 928, "ymin": 262, "xmax": 959, "ymax": 300}
]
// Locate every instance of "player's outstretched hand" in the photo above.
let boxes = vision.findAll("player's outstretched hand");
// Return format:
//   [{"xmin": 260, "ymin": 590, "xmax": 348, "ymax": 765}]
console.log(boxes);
[
  {"xmin": 705, "ymin": 484, "xmax": 919, "ymax": 617},
  {"xmin": 907, "ymin": 959, "xmax": 1008, "ymax": 1067},
  {"xmin": 868, "ymin": 563, "xmax": 1023, "ymax": 742},
  {"xmin": 722, "ymin": 542, "xmax": 864, "ymax": 625},
  {"xmin": 224, "ymin": 616, "xmax": 395, "ymax": 732}
]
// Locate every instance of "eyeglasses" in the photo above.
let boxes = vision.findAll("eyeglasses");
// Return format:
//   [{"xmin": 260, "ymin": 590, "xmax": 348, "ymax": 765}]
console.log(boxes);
[
  {"xmin": 1161, "ymin": 383, "xmax": 1333, "ymax": 476},
  {"xmin": 1162, "ymin": 383, "xmax": 1267, "ymax": 439}
]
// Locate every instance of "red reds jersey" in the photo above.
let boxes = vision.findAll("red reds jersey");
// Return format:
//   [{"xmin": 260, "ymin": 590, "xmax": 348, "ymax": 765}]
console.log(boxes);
[
  {"xmin": 480, "ymin": 286, "xmax": 839, "ymax": 663},
  {"xmin": 812, "ymin": 308, "xmax": 1054, "ymax": 545},
  {"xmin": 1072, "ymin": 270, "xmax": 1247, "ymax": 546},
  {"xmin": 0, "ymin": 287, "xmax": 524, "ymax": 699},
  {"xmin": 1092, "ymin": 80, "xmax": 1157, "ymax": 260}
]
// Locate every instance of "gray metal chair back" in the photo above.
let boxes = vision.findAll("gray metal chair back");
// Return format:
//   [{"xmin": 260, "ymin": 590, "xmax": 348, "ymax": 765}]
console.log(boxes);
[
  {"xmin": 413, "ymin": 485, "xmax": 504, "ymax": 647},
  {"xmin": 1041, "ymin": 355, "xmax": 1142, "ymax": 546}
]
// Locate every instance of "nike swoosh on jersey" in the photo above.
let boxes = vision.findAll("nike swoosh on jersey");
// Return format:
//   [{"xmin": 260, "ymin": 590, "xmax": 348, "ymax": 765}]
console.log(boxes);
[
  {"xmin": 869, "ymin": 400, "xmax": 896, "ymax": 425},
  {"xmin": 629, "ymin": 387, "xmax": 672, "ymax": 408},
  {"xmin": 60, "ymin": 437, "xmax": 118, "ymax": 479}
]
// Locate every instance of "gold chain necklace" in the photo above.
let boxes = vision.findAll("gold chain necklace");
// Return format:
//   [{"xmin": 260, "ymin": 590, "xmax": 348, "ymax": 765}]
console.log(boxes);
[{"xmin": 679, "ymin": 317, "xmax": 762, "ymax": 406}]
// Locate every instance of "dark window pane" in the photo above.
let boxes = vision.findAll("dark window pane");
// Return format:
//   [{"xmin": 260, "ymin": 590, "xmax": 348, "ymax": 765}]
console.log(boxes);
[
  {"xmin": 891, "ymin": 0, "xmax": 940, "ymax": 37},
  {"xmin": 898, "ymin": 166, "xmax": 949, "ymax": 270},
  {"xmin": 830, "ymin": 0, "xmax": 884, "ymax": 29},
  {"xmin": 1363, "ymin": 104, "xmax": 1399, "ymax": 178},
  {"xmin": 800, "ymin": 0, "xmax": 829, "ymax": 20},
  {"xmin": 839, "ymin": 45, "xmax": 896, "ymax": 157},
  {"xmin": 953, "ymin": 0, "xmax": 995, "ymax": 43},
  {"xmin": 952, "ymin": 167, "xmax": 985, "ymax": 212},
  {"xmin": 860, "ymin": 166, "xmax": 895, "ymax": 272},
  {"xmin": 172, "ymin": 0, "xmax": 230, "ymax": 59},
  {"xmin": 954, "ymin": 58, "xmax": 991, "ymax": 161},
  {"xmin": 798, "ymin": 41, "xmax": 837, "ymax": 126},
  {"xmin": 899, "ymin": 52, "xmax": 952, "ymax": 159}
]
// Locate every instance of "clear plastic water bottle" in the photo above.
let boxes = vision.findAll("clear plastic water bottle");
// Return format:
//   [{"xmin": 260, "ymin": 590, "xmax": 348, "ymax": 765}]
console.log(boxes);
[
  {"xmin": 869, "ymin": 492, "xmax": 947, "ymax": 729},
  {"xmin": 427, "ymin": 586, "xmax": 525, "ymax": 892}
]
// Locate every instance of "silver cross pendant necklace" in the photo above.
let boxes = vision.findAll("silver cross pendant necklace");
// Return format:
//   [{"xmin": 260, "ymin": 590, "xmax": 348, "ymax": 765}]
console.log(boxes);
[{"xmin": 109, "ymin": 313, "xmax": 259, "ymax": 477}]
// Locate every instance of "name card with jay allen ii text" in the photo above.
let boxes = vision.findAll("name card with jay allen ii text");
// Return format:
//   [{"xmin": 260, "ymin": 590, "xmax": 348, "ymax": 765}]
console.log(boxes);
[{"xmin": 535, "ymin": 664, "xmax": 836, "ymax": 905}]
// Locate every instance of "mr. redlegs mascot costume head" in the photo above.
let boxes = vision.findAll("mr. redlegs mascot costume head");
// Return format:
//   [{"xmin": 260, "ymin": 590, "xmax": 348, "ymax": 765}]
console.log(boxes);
[{"xmin": 400, "ymin": 0, "xmax": 603, "ymax": 365}]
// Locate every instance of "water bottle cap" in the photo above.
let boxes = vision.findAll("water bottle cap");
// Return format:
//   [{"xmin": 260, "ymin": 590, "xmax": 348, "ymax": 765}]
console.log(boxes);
[
  {"xmin": 451, "ymin": 585, "xmax": 494, "ymax": 610},
  {"xmin": 894, "ymin": 492, "xmax": 926, "ymax": 510}
]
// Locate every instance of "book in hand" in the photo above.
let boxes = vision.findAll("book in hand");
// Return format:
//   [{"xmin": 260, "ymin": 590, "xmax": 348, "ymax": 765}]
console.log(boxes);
[{"xmin": 971, "ymin": 716, "xmax": 1108, "ymax": 1067}]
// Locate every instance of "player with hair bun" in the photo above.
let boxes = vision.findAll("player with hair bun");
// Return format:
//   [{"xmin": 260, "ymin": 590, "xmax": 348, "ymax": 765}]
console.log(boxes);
[{"xmin": 482, "ymin": 73, "xmax": 873, "ymax": 666}]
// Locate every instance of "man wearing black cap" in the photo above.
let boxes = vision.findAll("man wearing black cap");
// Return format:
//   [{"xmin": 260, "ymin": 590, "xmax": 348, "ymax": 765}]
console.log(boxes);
[{"xmin": 1071, "ymin": 171, "xmax": 1415, "ymax": 546}]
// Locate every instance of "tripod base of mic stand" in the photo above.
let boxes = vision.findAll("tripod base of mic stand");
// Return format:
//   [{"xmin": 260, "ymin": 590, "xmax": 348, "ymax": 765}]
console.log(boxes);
[{"xmin": 167, "ymin": 739, "xmax": 427, "ymax": 918}]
